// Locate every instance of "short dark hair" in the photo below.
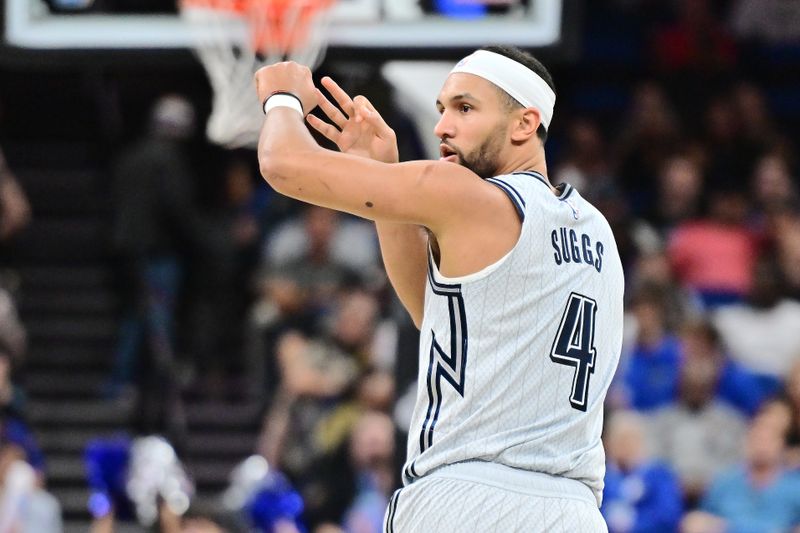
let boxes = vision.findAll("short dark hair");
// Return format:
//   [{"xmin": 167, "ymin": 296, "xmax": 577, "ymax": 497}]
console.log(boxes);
[{"xmin": 479, "ymin": 45, "xmax": 556, "ymax": 144}]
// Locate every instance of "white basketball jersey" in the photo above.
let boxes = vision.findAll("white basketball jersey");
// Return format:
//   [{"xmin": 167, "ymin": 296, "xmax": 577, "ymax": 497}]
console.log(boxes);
[{"xmin": 403, "ymin": 171, "xmax": 624, "ymax": 505}]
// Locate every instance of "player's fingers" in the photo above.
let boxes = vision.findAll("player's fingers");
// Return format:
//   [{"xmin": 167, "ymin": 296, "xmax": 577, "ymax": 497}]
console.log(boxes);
[
  {"xmin": 354, "ymin": 96, "xmax": 395, "ymax": 139},
  {"xmin": 306, "ymin": 114, "xmax": 340, "ymax": 144},
  {"xmin": 315, "ymin": 88, "xmax": 348, "ymax": 129},
  {"xmin": 321, "ymin": 76, "xmax": 356, "ymax": 117}
]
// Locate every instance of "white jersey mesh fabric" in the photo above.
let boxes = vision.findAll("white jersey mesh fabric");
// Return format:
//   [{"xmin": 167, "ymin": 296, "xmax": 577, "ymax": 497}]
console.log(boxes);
[{"xmin": 402, "ymin": 171, "xmax": 625, "ymax": 506}]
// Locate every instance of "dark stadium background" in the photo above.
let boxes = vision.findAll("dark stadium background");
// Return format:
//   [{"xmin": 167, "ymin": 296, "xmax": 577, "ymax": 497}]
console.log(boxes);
[{"xmin": 0, "ymin": 0, "xmax": 799, "ymax": 531}]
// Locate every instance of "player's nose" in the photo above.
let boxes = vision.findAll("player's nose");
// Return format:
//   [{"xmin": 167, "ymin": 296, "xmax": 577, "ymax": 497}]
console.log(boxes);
[{"xmin": 433, "ymin": 112, "xmax": 454, "ymax": 140}]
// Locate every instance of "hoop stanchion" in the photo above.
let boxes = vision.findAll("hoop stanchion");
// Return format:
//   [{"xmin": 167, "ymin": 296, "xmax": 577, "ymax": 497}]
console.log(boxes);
[{"xmin": 179, "ymin": 0, "xmax": 334, "ymax": 148}]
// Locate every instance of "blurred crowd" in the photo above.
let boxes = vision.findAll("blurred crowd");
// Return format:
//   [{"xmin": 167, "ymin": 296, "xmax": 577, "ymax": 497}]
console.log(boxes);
[
  {"xmin": 0, "ymin": 0, "xmax": 799, "ymax": 531},
  {"xmin": 567, "ymin": 1, "xmax": 800, "ymax": 532},
  {"xmin": 0, "ymin": 144, "xmax": 62, "ymax": 529}
]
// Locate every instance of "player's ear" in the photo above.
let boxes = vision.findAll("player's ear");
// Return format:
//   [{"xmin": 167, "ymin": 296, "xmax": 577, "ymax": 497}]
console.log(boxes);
[{"xmin": 510, "ymin": 108, "xmax": 541, "ymax": 143}]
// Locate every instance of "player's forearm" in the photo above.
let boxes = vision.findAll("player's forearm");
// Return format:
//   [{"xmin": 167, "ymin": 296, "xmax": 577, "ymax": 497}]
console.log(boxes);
[
  {"xmin": 258, "ymin": 107, "xmax": 323, "ymax": 191},
  {"xmin": 375, "ymin": 221, "xmax": 427, "ymax": 329},
  {"xmin": 258, "ymin": 109, "xmax": 398, "ymax": 221}
]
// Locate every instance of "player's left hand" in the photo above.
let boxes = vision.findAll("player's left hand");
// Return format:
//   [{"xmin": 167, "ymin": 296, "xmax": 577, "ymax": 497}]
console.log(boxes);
[
  {"xmin": 307, "ymin": 76, "xmax": 399, "ymax": 164},
  {"xmin": 254, "ymin": 61, "xmax": 317, "ymax": 115}
]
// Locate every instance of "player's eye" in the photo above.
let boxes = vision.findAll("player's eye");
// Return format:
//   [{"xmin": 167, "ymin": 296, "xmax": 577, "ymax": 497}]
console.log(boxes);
[{"xmin": 460, "ymin": 104, "xmax": 472, "ymax": 113}]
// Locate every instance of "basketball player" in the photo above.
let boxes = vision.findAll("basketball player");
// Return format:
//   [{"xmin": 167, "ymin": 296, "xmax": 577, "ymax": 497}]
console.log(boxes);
[{"xmin": 254, "ymin": 46, "xmax": 623, "ymax": 532}]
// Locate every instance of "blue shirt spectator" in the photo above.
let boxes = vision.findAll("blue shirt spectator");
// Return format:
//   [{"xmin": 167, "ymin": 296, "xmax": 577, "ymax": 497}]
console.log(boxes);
[
  {"xmin": 680, "ymin": 319, "xmax": 780, "ymax": 418},
  {"xmin": 603, "ymin": 410, "xmax": 684, "ymax": 533},
  {"xmin": 624, "ymin": 334, "xmax": 682, "ymax": 411},
  {"xmin": 2, "ymin": 416, "xmax": 46, "ymax": 472},
  {"xmin": 602, "ymin": 461, "xmax": 684, "ymax": 533},
  {"xmin": 701, "ymin": 466, "xmax": 800, "ymax": 533},
  {"xmin": 622, "ymin": 335, "xmax": 778, "ymax": 417},
  {"xmin": 683, "ymin": 406, "xmax": 800, "ymax": 533},
  {"xmin": 717, "ymin": 360, "xmax": 781, "ymax": 417}
]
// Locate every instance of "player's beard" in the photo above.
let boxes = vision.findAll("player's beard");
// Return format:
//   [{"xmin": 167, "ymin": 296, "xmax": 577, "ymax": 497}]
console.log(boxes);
[{"xmin": 451, "ymin": 122, "xmax": 507, "ymax": 180}]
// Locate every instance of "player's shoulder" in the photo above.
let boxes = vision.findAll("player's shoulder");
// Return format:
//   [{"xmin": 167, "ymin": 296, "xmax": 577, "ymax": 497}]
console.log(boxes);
[{"xmin": 484, "ymin": 170, "xmax": 565, "ymax": 212}]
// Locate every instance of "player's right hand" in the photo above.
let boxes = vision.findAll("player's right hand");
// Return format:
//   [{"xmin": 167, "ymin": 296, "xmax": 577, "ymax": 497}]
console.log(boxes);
[
  {"xmin": 254, "ymin": 61, "xmax": 317, "ymax": 116},
  {"xmin": 307, "ymin": 76, "xmax": 399, "ymax": 164}
]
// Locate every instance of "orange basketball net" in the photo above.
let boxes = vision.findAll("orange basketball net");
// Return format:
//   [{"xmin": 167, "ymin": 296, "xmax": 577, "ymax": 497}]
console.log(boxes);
[
  {"xmin": 178, "ymin": 0, "xmax": 335, "ymax": 148},
  {"xmin": 181, "ymin": 0, "xmax": 333, "ymax": 55}
]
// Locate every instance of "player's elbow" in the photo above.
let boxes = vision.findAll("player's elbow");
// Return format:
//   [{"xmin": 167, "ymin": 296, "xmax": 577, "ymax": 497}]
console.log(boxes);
[{"xmin": 258, "ymin": 149, "xmax": 291, "ymax": 193}]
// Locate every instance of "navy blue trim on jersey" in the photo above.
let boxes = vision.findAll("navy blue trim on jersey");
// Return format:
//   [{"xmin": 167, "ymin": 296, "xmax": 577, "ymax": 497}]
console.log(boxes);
[
  {"xmin": 486, "ymin": 177, "xmax": 526, "ymax": 208},
  {"xmin": 513, "ymin": 171, "xmax": 576, "ymax": 201},
  {"xmin": 418, "ymin": 255, "xmax": 468, "ymax": 455},
  {"xmin": 403, "ymin": 462, "xmax": 418, "ymax": 484},
  {"xmin": 558, "ymin": 183, "xmax": 574, "ymax": 200},
  {"xmin": 486, "ymin": 177, "xmax": 526, "ymax": 221},
  {"xmin": 384, "ymin": 489, "xmax": 402, "ymax": 533},
  {"xmin": 512, "ymin": 170, "xmax": 550, "ymax": 189}
]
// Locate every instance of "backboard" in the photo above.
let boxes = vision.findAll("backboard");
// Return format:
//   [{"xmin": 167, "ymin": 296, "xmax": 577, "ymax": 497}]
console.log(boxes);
[{"xmin": 3, "ymin": 0, "xmax": 566, "ymax": 55}]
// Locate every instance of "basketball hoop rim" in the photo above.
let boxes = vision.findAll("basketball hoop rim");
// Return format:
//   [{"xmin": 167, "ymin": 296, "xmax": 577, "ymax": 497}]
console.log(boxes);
[{"xmin": 179, "ymin": 0, "xmax": 334, "ymax": 15}]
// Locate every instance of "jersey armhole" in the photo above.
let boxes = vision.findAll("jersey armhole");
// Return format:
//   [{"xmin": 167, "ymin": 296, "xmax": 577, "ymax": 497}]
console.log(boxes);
[{"xmin": 485, "ymin": 177, "xmax": 525, "ymax": 222}]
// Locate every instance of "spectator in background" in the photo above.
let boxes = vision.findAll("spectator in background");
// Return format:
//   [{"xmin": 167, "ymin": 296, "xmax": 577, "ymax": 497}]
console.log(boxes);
[
  {"xmin": 751, "ymin": 152, "xmax": 798, "ymax": 217},
  {"xmin": 714, "ymin": 258, "xmax": 800, "ymax": 378},
  {"xmin": 615, "ymin": 82, "xmax": 681, "ymax": 216},
  {"xmin": 755, "ymin": 397, "xmax": 800, "ymax": 469},
  {"xmin": 0, "ymin": 305, "xmax": 45, "ymax": 477},
  {"xmin": 186, "ymin": 154, "xmax": 266, "ymax": 398},
  {"xmin": 620, "ymin": 284, "xmax": 683, "ymax": 412},
  {"xmin": 554, "ymin": 118, "xmax": 614, "ymax": 197},
  {"xmin": 648, "ymin": 155, "xmax": 703, "ymax": 234},
  {"xmin": 265, "ymin": 205, "xmax": 379, "ymax": 278},
  {"xmin": 258, "ymin": 289, "xmax": 386, "ymax": 483},
  {"xmin": 0, "ymin": 443, "xmax": 62, "ymax": 533},
  {"xmin": 668, "ymin": 188, "xmax": 759, "ymax": 307},
  {"xmin": 681, "ymin": 320, "xmax": 778, "ymax": 417},
  {"xmin": 258, "ymin": 288, "xmax": 396, "ymax": 531},
  {"xmin": 648, "ymin": 345, "xmax": 747, "ymax": 504},
  {"xmin": 0, "ymin": 148, "xmax": 31, "ymax": 245},
  {"xmin": 247, "ymin": 205, "xmax": 380, "ymax": 401},
  {"xmin": 629, "ymin": 249, "xmax": 702, "ymax": 333},
  {"xmin": 245, "ymin": 261, "xmax": 328, "ymax": 403},
  {"xmin": 342, "ymin": 411, "xmax": 395, "ymax": 533},
  {"xmin": 601, "ymin": 410, "xmax": 683, "ymax": 533},
  {"xmin": 703, "ymin": 94, "xmax": 756, "ymax": 190},
  {"xmin": 731, "ymin": 84, "xmax": 788, "ymax": 164},
  {"xmin": 0, "ymin": 287, "xmax": 26, "ymax": 377},
  {"xmin": 682, "ymin": 405, "xmax": 800, "ymax": 533},
  {"xmin": 784, "ymin": 361, "xmax": 800, "ymax": 467},
  {"xmin": 588, "ymin": 180, "xmax": 653, "ymax": 276},
  {"xmin": 109, "ymin": 94, "xmax": 218, "ymax": 441},
  {"xmin": 765, "ymin": 205, "xmax": 800, "ymax": 300},
  {"xmin": 0, "ymin": 332, "xmax": 60, "ymax": 531}
]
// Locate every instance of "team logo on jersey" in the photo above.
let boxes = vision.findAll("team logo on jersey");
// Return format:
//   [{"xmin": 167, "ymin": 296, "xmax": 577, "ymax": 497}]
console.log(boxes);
[{"xmin": 418, "ymin": 262, "xmax": 469, "ymax": 455}]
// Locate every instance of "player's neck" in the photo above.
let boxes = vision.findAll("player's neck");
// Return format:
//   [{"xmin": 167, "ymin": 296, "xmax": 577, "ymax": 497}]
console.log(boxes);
[
  {"xmin": 497, "ymin": 149, "xmax": 556, "ymax": 194},
  {"xmin": 497, "ymin": 148, "xmax": 547, "ymax": 181}
]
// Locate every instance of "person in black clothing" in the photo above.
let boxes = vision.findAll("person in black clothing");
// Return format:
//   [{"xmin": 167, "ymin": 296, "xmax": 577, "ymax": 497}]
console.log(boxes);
[{"xmin": 109, "ymin": 95, "xmax": 219, "ymax": 443}]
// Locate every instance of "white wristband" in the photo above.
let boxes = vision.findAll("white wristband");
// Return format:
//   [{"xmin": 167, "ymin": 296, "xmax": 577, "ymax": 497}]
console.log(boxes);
[{"xmin": 263, "ymin": 93, "xmax": 304, "ymax": 116}]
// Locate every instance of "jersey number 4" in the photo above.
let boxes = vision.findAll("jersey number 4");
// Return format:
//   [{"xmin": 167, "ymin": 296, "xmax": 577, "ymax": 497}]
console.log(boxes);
[{"xmin": 550, "ymin": 292, "xmax": 598, "ymax": 412}]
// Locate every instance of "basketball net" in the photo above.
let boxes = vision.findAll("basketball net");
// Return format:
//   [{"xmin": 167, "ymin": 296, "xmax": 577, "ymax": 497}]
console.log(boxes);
[{"xmin": 179, "ymin": 0, "xmax": 335, "ymax": 148}]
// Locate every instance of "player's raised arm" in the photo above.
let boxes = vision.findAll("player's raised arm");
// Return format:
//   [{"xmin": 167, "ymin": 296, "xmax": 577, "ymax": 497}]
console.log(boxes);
[
  {"xmin": 308, "ymin": 76, "xmax": 428, "ymax": 327},
  {"xmin": 253, "ymin": 62, "xmax": 492, "ymax": 234}
]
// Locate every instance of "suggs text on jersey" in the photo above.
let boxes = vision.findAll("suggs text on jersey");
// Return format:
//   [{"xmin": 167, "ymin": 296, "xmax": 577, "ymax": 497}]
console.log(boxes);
[{"xmin": 551, "ymin": 227, "xmax": 604, "ymax": 273}]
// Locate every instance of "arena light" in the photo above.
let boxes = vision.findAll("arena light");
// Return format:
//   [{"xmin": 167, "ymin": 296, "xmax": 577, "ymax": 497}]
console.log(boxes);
[{"xmin": 48, "ymin": 0, "xmax": 96, "ymax": 10}]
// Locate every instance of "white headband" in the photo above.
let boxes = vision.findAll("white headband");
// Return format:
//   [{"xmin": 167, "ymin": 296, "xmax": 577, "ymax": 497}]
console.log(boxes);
[{"xmin": 450, "ymin": 50, "xmax": 556, "ymax": 130}]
